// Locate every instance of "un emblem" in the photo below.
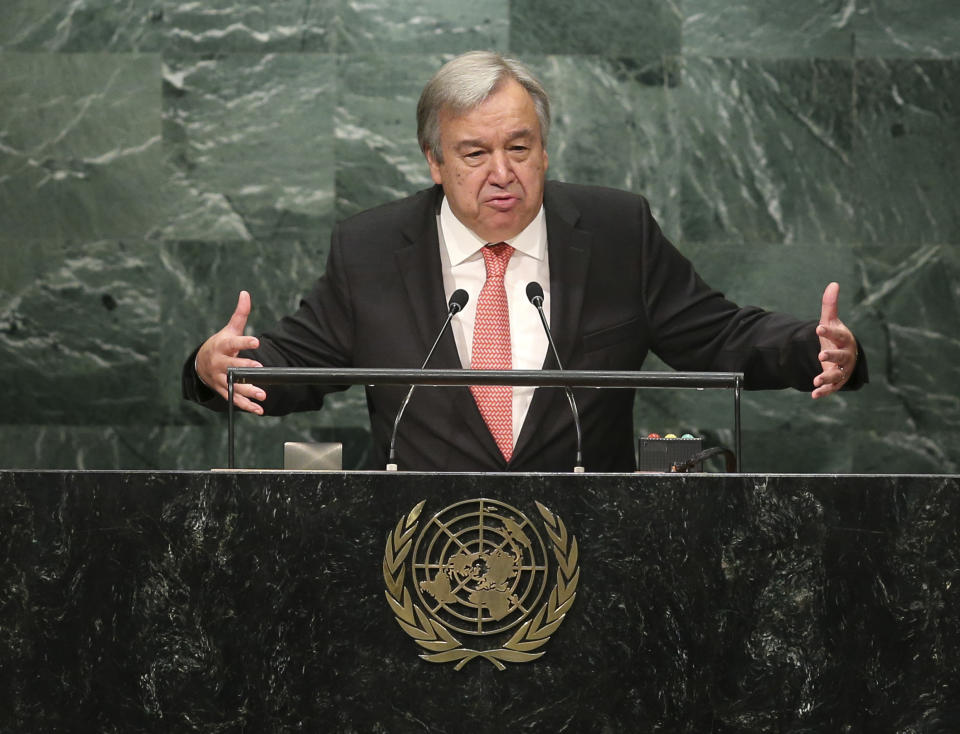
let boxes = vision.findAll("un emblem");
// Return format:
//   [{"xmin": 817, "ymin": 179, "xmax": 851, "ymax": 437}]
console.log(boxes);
[{"xmin": 383, "ymin": 498, "xmax": 579, "ymax": 670}]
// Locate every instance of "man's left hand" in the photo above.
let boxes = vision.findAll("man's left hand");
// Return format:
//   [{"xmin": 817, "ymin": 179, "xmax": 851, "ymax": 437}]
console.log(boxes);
[{"xmin": 812, "ymin": 281, "xmax": 858, "ymax": 399}]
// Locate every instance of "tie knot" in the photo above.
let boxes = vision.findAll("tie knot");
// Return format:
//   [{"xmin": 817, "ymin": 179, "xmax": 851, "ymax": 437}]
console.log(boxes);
[{"xmin": 481, "ymin": 243, "xmax": 514, "ymax": 279}]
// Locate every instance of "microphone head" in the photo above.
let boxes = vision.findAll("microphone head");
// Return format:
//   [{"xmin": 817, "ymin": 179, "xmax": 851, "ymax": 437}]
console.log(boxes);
[
  {"xmin": 449, "ymin": 288, "xmax": 469, "ymax": 314},
  {"xmin": 526, "ymin": 281, "xmax": 545, "ymax": 306}
]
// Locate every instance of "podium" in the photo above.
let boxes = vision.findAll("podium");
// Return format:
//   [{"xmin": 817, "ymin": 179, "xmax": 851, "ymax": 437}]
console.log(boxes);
[{"xmin": 4, "ymin": 470, "xmax": 959, "ymax": 731}]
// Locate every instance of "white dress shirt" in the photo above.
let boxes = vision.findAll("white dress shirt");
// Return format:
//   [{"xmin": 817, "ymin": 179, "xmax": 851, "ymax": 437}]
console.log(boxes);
[{"xmin": 436, "ymin": 197, "xmax": 550, "ymax": 449}]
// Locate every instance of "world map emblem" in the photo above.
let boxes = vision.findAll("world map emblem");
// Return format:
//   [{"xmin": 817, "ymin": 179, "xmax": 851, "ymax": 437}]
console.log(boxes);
[{"xmin": 383, "ymin": 498, "xmax": 580, "ymax": 670}]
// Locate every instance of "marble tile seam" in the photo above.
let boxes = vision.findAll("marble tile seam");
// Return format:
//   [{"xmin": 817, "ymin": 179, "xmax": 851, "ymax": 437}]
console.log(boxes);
[
  {"xmin": 0, "ymin": 46, "xmax": 953, "ymax": 56},
  {"xmin": 3, "ymin": 51, "xmax": 955, "ymax": 77}
]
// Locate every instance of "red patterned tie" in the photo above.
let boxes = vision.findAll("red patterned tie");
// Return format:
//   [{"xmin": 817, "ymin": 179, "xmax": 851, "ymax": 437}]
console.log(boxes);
[{"xmin": 471, "ymin": 243, "xmax": 515, "ymax": 462}]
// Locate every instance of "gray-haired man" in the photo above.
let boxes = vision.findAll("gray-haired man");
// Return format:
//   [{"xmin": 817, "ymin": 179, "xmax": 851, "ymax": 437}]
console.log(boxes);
[{"xmin": 185, "ymin": 51, "xmax": 866, "ymax": 471}]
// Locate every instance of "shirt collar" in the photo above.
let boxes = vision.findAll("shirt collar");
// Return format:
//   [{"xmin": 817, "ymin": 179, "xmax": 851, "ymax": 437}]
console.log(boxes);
[{"xmin": 439, "ymin": 196, "xmax": 547, "ymax": 266}]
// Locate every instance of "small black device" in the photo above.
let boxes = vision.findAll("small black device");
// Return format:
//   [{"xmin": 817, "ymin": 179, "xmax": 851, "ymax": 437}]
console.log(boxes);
[{"xmin": 638, "ymin": 435, "xmax": 703, "ymax": 472}]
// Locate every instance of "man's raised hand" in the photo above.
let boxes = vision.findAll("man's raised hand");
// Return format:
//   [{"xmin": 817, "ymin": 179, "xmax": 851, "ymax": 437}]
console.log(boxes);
[
  {"xmin": 811, "ymin": 282, "xmax": 858, "ymax": 399},
  {"xmin": 195, "ymin": 290, "xmax": 267, "ymax": 414}
]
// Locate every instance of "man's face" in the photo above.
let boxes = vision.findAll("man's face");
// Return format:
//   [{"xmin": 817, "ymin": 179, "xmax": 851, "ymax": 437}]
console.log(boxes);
[{"xmin": 426, "ymin": 78, "xmax": 548, "ymax": 243}]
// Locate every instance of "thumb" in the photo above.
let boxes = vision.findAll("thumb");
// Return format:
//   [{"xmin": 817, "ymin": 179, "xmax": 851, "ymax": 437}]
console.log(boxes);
[
  {"xmin": 819, "ymin": 282, "xmax": 839, "ymax": 325},
  {"xmin": 225, "ymin": 290, "xmax": 252, "ymax": 335}
]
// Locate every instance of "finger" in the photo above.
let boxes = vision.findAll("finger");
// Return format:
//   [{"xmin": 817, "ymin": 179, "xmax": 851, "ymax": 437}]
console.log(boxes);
[
  {"xmin": 234, "ymin": 382, "xmax": 267, "ymax": 403},
  {"xmin": 206, "ymin": 354, "xmax": 261, "ymax": 386},
  {"xmin": 813, "ymin": 362, "xmax": 845, "ymax": 385},
  {"xmin": 231, "ymin": 394, "xmax": 265, "ymax": 415},
  {"xmin": 214, "ymin": 382, "xmax": 267, "ymax": 414},
  {"xmin": 819, "ymin": 282, "xmax": 840, "ymax": 325},
  {"xmin": 811, "ymin": 371, "xmax": 844, "ymax": 398},
  {"xmin": 818, "ymin": 349, "xmax": 851, "ymax": 366},
  {"xmin": 216, "ymin": 335, "xmax": 261, "ymax": 356},
  {"xmin": 811, "ymin": 382, "xmax": 840, "ymax": 399},
  {"xmin": 232, "ymin": 356, "xmax": 263, "ymax": 369},
  {"xmin": 816, "ymin": 323, "xmax": 851, "ymax": 348},
  {"xmin": 225, "ymin": 290, "xmax": 253, "ymax": 335},
  {"xmin": 211, "ymin": 363, "xmax": 265, "ymax": 391}
]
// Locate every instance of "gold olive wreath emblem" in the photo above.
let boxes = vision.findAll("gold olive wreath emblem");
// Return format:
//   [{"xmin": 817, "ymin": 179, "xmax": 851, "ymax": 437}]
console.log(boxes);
[{"xmin": 383, "ymin": 498, "xmax": 579, "ymax": 670}]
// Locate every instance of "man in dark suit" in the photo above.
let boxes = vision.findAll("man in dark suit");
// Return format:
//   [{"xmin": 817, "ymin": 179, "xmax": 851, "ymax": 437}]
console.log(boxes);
[{"xmin": 184, "ymin": 51, "xmax": 866, "ymax": 472}]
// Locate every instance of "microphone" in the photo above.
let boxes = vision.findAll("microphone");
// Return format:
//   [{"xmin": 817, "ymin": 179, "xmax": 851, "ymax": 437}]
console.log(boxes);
[
  {"xmin": 525, "ymin": 282, "xmax": 585, "ymax": 472},
  {"xmin": 386, "ymin": 289, "xmax": 469, "ymax": 470}
]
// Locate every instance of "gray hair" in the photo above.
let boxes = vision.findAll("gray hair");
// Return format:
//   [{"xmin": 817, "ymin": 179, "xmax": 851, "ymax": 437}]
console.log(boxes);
[{"xmin": 416, "ymin": 51, "xmax": 551, "ymax": 163}]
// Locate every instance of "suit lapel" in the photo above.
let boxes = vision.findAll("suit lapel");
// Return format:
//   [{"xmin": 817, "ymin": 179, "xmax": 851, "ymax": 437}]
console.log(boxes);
[
  {"xmin": 543, "ymin": 184, "xmax": 591, "ymax": 369},
  {"xmin": 394, "ymin": 186, "xmax": 460, "ymax": 368},
  {"xmin": 513, "ymin": 182, "xmax": 592, "ymax": 462}
]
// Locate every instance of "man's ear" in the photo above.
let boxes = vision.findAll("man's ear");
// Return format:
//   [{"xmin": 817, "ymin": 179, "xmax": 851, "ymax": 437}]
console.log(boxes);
[{"xmin": 425, "ymin": 149, "xmax": 443, "ymax": 185}]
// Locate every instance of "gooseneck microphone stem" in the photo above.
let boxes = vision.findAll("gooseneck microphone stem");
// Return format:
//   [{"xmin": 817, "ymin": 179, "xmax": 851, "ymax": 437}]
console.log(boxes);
[
  {"xmin": 387, "ymin": 289, "xmax": 469, "ymax": 470},
  {"xmin": 526, "ymin": 282, "xmax": 584, "ymax": 472}
]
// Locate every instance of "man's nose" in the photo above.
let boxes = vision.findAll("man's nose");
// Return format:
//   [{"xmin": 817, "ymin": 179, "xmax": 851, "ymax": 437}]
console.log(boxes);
[{"xmin": 487, "ymin": 151, "xmax": 515, "ymax": 186}]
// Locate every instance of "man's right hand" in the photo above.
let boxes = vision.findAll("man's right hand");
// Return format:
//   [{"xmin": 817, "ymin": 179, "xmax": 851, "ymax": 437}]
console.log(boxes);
[{"xmin": 195, "ymin": 290, "xmax": 267, "ymax": 415}]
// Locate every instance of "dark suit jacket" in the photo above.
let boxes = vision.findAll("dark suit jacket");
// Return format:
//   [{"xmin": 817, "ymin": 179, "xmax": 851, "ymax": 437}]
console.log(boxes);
[{"xmin": 183, "ymin": 181, "xmax": 866, "ymax": 471}]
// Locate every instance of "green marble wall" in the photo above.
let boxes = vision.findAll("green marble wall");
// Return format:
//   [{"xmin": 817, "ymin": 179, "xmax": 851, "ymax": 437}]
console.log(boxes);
[{"xmin": 1, "ymin": 1, "xmax": 957, "ymax": 472}]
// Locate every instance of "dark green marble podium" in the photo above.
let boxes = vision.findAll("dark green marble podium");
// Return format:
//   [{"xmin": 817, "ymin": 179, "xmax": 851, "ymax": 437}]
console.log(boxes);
[{"xmin": 3, "ymin": 470, "xmax": 960, "ymax": 731}]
